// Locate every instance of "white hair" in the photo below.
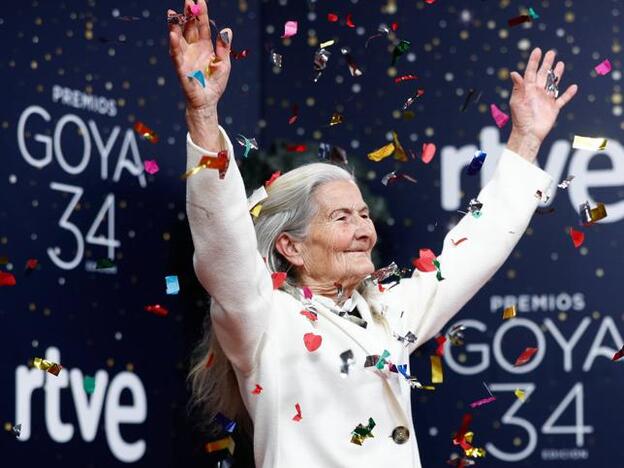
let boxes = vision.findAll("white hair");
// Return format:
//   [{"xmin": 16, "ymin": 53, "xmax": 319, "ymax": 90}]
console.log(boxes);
[{"xmin": 188, "ymin": 162, "xmax": 388, "ymax": 437}]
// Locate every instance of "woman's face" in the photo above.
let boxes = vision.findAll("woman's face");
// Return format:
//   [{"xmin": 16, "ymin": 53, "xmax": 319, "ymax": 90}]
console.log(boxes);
[{"xmin": 297, "ymin": 179, "xmax": 377, "ymax": 290}]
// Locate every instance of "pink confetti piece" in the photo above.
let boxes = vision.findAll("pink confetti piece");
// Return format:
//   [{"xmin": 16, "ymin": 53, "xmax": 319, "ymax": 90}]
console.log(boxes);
[
  {"xmin": 421, "ymin": 143, "xmax": 436, "ymax": 164},
  {"xmin": 302, "ymin": 286, "xmax": 313, "ymax": 299},
  {"xmin": 143, "ymin": 160, "xmax": 160, "ymax": 175},
  {"xmin": 490, "ymin": 104, "xmax": 509, "ymax": 128},
  {"xmin": 469, "ymin": 396, "xmax": 497, "ymax": 408},
  {"xmin": 189, "ymin": 3, "xmax": 201, "ymax": 16},
  {"xmin": 594, "ymin": 59, "xmax": 612, "ymax": 76},
  {"xmin": 281, "ymin": 20, "xmax": 298, "ymax": 39}
]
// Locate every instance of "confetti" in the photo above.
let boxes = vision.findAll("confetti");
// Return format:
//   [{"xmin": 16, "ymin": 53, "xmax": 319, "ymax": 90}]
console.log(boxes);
[
  {"xmin": 507, "ymin": 14, "xmax": 532, "ymax": 27},
  {"xmin": 330, "ymin": 112, "xmax": 344, "ymax": 126},
  {"xmin": 514, "ymin": 347, "xmax": 538, "ymax": 366},
  {"xmin": 0, "ymin": 272, "xmax": 16, "ymax": 286},
  {"xmin": 412, "ymin": 248, "xmax": 437, "ymax": 272},
  {"xmin": 319, "ymin": 39, "xmax": 335, "ymax": 49},
  {"xmin": 528, "ymin": 7, "xmax": 540, "ymax": 19},
  {"xmin": 469, "ymin": 396, "xmax": 497, "ymax": 409},
  {"xmin": 460, "ymin": 88, "xmax": 482, "ymax": 111},
  {"xmin": 302, "ymin": 286, "xmax": 313, "ymax": 299},
  {"xmin": 205, "ymin": 353, "xmax": 215, "ymax": 368},
  {"xmin": 213, "ymin": 413, "xmax": 237, "ymax": 433},
  {"xmin": 466, "ymin": 150, "xmax": 487, "ymax": 176},
  {"xmin": 381, "ymin": 171, "xmax": 417, "ymax": 186},
  {"xmin": 391, "ymin": 40, "xmax": 411, "ymax": 66},
  {"xmin": 292, "ymin": 403, "xmax": 303, "ymax": 421},
  {"xmin": 236, "ymin": 134, "xmax": 258, "ymax": 158},
  {"xmin": 205, "ymin": 436, "xmax": 235, "ymax": 455},
  {"xmin": 375, "ymin": 350, "xmax": 391, "ymax": 370},
  {"xmin": 143, "ymin": 160, "xmax": 159, "ymax": 175},
  {"xmin": 133, "ymin": 121, "xmax": 159, "ymax": 144},
  {"xmin": 611, "ymin": 345, "xmax": 624, "ymax": 361},
  {"xmin": 340, "ymin": 349, "xmax": 355, "ymax": 376},
  {"xmin": 368, "ymin": 142, "xmax": 395, "ymax": 162},
  {"xmin": 186, "ymin": 69, "xmax": 206, "ymax": 88},
  {"xmin": 569, "ymin": 227, "xmax": 585, "ymax": 248},
  {"xmin": 435, "ymin": 336, "xmax": 447, "ymax": 356},
  {"xmin": 288, "ymin": 104, "xmax": 299, "ymax": 125},
  {"xmin": 12, "ymin": 423, "xmax": 22, "ymax": 438},
  {"xmin": 502, "ymin": 305, "xmax": 517, "ymax": 320},
  {"xmin": 430, "ymin": 355, "xmax": 443, "ymax": 383},
  {"xmin": 25, "ymin": 258, "xmax": 38, "ymax": 271},
  {"xmin": 167, "ymin": 12, "xmax": 195, "ymax": 26},
  {"xmin": 514, "ymin": 388, "xmax": 526, "ymax": 401},
  {"xmin": 402, "ymin": 89, "xmax": 425, "ymax": 110},
  {"xmin": 433, "ymin": 259, "xmax": 445, "ymax": 281},
  {"xmin": 300, "ymin": 310, "xmax": 318, "ymax": 322},
  {"xmin": 558, "ymin": 175, "xmax": 575, "ymax": 189},
  {"xmin": 452, "ymin": 237, "xmax": 468, "ymax": 246},
  {"xmin": 421, "ymin": 143, "xmax": 436, "ymax": 164},
  {"xmin": 33, "ymin": 357, "xmax": 63, "ymax": 376},
  {"xmin": 231, "ymin": 48, "xmax": 249, "ymax": 60},
  {"xmin": 165, "ymin": 275, "xmax": 180, "ymax": 295},
  {"xmin": 341, "ymin": 47, "xmax": 363, "ymax": 77},
  {"xmin": 270, "ymin": 50, "xmax": 283, "ymax": 68},
  {"xmin": 303, "ymin": 332, "xmax": 322, "ymax": 352},
  {"xmin": 145, "ymin": 304, "xmax": 169, "ymax": 316},
  {"xmin": 345, "ymin": 13, "xmax": 356, "ymax": 28},
  {"xmin": 313, "ymin": 48, "xmax": 331, "ymax": 82},
  {"xmin": 265, "ymin": 171, "xmax": 281, "ymax": 187},
  {"xmin": 189, "ymin": 3, "xmax": 201, "ymax": 16},
  {"xmin": 572, "ymin": 135, "xmax": 608, "ymax": 151},
  {"xmin": 327, "ymin": 13, "xmax": 339, "ymax": 22},
  {"xmin": 83, "ymin": 375, "xmax": 96, "ymax": 394},
  {"xmin": 448, "ymin": 324, "xmax": 466, "ymax": 346},
  {"xmin": 251, "ymin": 384, "xmax": 263, "ymax": 394},
  {"xmin": 281, "ymin": 20, "xmax": 298, "ymax": 39},
  {"xmin": 490, "ymin": 104, "xmax": 509, "ymax": 128},
  {"xmin": 594, "ymin": 59, "xmax": 612, "ymax": 76},
  {"xmin": 182, "ymin": 151, "xmax": 230, "ymax": 180},
  {"xmin": 365, "ymin": 24, "xmax": 391, "ymax": 48},
  {"xmin": 247, "ymin": 186, "xmax": 268, "ymax": 211},
  {"xmin": 271, "ymin": 272, "xmax": 287, "ymax": 289},
  {"xmin": 394, "ymin": 74, "xmax": 418, "ymax": 83},
  {"xmin": 545, "ymin": 69, "xmax": 560, "ymax": 98},
  {"xmin": 579, "ymin": 201, "xmax": 607, "ymax": 225},
  {"xmin": 394, "ymin": 331, "xmax": 417, "ymax": 346},
  {"xmin": 351, "ymin": 418, "xmax": 376, "ymax": 445}
]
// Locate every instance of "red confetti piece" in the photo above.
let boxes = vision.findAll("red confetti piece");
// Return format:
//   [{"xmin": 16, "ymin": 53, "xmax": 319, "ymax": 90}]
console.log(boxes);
[
  {"xmin": 452, "ymin": 413, "xmax": 473, "ymax": 446},
  {"xmin": 300, "ymin": 310, "xmax": 318, "ymax": 322},
  {"xmin": 26, "ymin": 258, "xmax": 38, "ymax": 270},
  {"xmin": 507, "ymin": 15, "xmax": 531, "ymax": 27},
  {"xmin": 205, "ymin": 353, "xmax": 215, "ymax": 368},
  {"xmin": 570, "ymin": 228, "xmax": 584, "ymax": 248},
  {"xmin": 133, "ymin": 121, "xmax": 159, "ymax": 144},
  {"xmin": 612, "ymin": 345, "xmax": 624, "ymax": 361},
  {"xmin": 394, "ymin": 74, "xmax": 418, "ymax": 83},
  {"xmin": 0, "ymin": 271, "xmax": 16, "ymax": 286},
  {"xmin": 271, "ymin": 272, "xmax": 287, "ymax": 289},
  {"xmin": 425, "ymin": 0, "xmax": 437, "ymax": 3},
  {"xmin": 286, "ymin": 144, "xmax": 307, "ymax": 152},
  {"xmin": 435, "ymin": 335, "xmax": 447, "ymax": 356},
  {"xmin": 452, "ymin": 237, "xmax": 468, "ymax": 246},
  {"xmin": 345, "ymin": 13, "xmax": 355, "ymax": 28},
  {"xmin": 391, "ymin": 21, "xmax": 399, "ymax": 31},
  {"xmin": 231, "ymin": 48, "xmax": 249, "ymax": 60},
  {"xmin": 412, "ymin": 248, "xmax": 437, "ymax": 272},
  {"xmin": 265, "ymin": 171, "xmax": 281, "ymax": 187},
  {"xmin": 288, "ymin": 104, "xmax": 299, "ymax": 125},
  {"xmin": 303, "ymin": 332, "xmax": 322, "ymax": 352},
  {"xmin": 514, "ymin": 347, "xmax": 538, "ymax": 366},
  {"xmin": 145, "ymin": 304, "xmax": 168, "ymax": 316},
  {"xmin": 251, "ymin": 384, "xmax": 263, "ymax": 394},
  {"xmin": 292, "ymin": 403, "xmax": 302, "ymax": 421},
  {"xmin": 378, "ymin": 282, "xmax": 386, "ymax": 292},
  {"xmin": 421, "ymin": 142, "xmax": 436, "ymax": 164},
  {"xmin": 327, "ymin": 13, "xmax": 339, "ymax": 22}
]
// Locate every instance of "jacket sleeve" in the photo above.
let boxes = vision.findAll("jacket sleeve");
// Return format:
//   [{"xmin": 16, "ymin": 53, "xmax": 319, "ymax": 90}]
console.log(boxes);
[
  {"xmin": 186, "ymin": 127, "xmax": 274, "ymax": 373},
  {"xmin": 393, "ymin": 148, "xmax": 553, "ymax": 351}
]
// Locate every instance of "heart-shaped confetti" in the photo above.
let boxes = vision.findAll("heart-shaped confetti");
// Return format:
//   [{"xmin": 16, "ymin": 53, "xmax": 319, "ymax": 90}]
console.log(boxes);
[{"xmin": 303, "ymin": 332, "xmax": 322, "ymax": 352}]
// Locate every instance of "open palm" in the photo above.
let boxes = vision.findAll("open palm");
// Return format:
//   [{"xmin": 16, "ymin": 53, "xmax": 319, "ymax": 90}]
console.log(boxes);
[{"xmin": 168, "ymin": 0, "xmax": 232, "ymax": 110}]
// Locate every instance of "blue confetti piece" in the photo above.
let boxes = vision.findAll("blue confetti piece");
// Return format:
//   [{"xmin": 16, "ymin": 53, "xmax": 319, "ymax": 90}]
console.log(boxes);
[
  {"xmin": 186, "ymin": 69, "xmax": 206, "ymax": 88},
  {"xmin": 466, "ymin": 150, "xmax": 487, "ymax": 176},
  {"xmin": 165, "ymin": 275, "xmax": 180, "ymax": 295}
]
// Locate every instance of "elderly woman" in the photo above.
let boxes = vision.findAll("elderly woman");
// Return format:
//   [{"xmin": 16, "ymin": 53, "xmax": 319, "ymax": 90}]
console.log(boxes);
[{"xmin": 168, "ymin": 1, "xmax": 577, "ymax": 466}]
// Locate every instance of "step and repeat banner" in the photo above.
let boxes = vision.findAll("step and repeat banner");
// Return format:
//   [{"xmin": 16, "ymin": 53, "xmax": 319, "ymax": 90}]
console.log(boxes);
[{"xmin": 2, "ymin": 0, "xmax": 623, "ymax": 467}]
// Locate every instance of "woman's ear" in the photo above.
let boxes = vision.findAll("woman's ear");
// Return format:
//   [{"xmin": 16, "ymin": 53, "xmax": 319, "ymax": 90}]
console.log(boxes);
[{"xmin": 274, "ymin": 233, "xmax": 305, "ymax": 267}]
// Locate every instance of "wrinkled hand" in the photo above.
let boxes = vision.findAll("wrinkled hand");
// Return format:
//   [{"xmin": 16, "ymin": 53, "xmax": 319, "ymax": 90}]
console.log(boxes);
[
  {"xmin": 168, "ymin": 0, "xmax": 232, "ymax": 111},
  {"xmin": 509, "ymin": 48, "xmax": 578, "ymax": 143}
]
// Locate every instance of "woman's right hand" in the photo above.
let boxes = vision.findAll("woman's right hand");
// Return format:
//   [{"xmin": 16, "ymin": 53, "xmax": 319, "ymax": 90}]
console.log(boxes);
[{"xmin": 168, "ymin": 0, "xmax": 232, "ymax": 111}]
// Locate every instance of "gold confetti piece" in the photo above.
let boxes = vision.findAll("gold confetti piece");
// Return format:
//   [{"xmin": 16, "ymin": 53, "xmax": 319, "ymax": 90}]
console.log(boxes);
[
  {"xmin": 572, "ymin": 135, "xmax": 608, "ymax": 151},
  {"xmin": 205, "ymin": 436, "xmax": 236, "ymax": 455},
  {"xmin": 502, "ymin": 305, "xmax": 516, "ymax": 320},
  {"xmin": 465, "ymin": 447, "xmax": 486, "ymax": 458},
  {"xmin": 514, "ymin": 388, "xmax": 526, "ymax": 401},
  {"xmin": 320, "ymin": 39, "xmax": 335, "ymax": 49},
  {"xmin": 368, "ymin": 142, "xmax": 395, "ymax": 162},
  {"xmin": 33, "ymin": 357, "xmax": 63, "ymax": 376},
  {"xmin": 430, "ymin": 355, "xmax": 443, "ymax": 383},
  {"xmin": 250, "ymin": 204, "xmax": 263, "ymax": 217},
  {"xmin": 330, "ymin": 112, "xmax": 344, "ymax": 126},
  {"xmin": 392, "ymin": 131, "xmax": 408, "ymax": 162}
]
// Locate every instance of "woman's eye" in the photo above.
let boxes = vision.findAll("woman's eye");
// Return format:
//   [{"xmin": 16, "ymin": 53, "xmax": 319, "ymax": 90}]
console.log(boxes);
[{"xmin": 337, "ymin": 216, "xmax": 347, "ymax": 221}]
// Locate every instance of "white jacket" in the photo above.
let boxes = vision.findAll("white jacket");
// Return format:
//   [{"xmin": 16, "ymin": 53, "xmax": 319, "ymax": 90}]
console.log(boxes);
[{"xmin": 186, "ymin": 128, "xmax": 553, "ymax": 468}]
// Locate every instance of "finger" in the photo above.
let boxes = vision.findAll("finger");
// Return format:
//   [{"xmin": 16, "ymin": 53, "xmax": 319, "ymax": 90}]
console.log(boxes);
[
  {"xmin": 183, "ymin": 0, "xmax": 199, "ymax": 43},
  {"xmin": 510, "ymin": 71, "xmax": 524, "ymax": 90},
  {"xmin": 556, "ymin": 84, "xmax": 578, "ymax": 109},
  {"xmin": 524, "ymin": 47, "xmax": 542, "ymax": 84},
  {"xmin": 537, "ymin": 49, "xmax": 556, "ymax": 87},
  {"xmin": 553, "ymin": 61, "xmax": 565, "ymax": 83},
  {"xmin": 197, "ymin": 0, "xmax": 211, "ymax": 41},
  {"xmin": 215, "ymin": 28, "xmax": 233, "ymax": 62}
]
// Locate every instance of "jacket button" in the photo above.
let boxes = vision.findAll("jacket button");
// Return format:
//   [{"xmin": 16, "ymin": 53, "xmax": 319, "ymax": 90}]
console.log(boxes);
[{"xmin": 392, "ymin": 426, "xmax": 410, "ymax": 444}]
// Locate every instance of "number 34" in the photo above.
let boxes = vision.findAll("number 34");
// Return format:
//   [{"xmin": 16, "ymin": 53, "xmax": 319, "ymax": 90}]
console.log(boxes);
[{"xmin": 47, "ymin": 182, "xmax": 120, "ymax": 270}]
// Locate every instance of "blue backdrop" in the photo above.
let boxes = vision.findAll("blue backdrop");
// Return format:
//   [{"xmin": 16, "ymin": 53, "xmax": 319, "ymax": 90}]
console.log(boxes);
[{"xmin": 2, "ymin": 0, "xmax": 623, "ymax": 466}]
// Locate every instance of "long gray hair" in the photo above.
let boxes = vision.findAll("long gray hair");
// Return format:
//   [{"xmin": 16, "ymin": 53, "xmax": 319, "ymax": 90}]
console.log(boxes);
[{"xmin": 188, "ymin": 162, "xmax": 387, "ymax": 436}]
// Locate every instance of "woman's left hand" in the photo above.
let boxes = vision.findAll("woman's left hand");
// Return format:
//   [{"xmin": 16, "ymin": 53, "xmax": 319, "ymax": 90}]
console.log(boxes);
[{"xmin": 507, "ymin": 48, "xmax": 578, "ymax": 161}]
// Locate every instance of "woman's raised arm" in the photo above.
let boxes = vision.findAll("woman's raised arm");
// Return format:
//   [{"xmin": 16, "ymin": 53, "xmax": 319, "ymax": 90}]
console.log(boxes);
[{"xmin": 169, "ymin": 0, "xmax": 273, "ymax": 373}]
